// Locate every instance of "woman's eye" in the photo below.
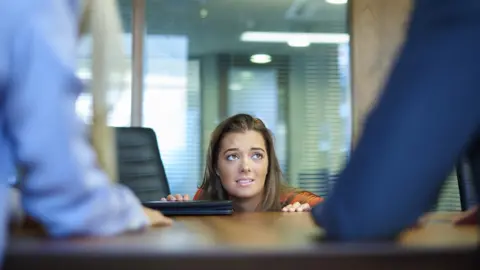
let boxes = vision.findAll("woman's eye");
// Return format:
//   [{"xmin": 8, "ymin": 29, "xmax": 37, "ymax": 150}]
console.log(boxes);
[
  {"xmin": 226, "ymin": 154, "xmax": 239, "ymax": 161},
  {"xmin": 252, "ymin": 153, "xmax": 263, "ymax": 160}
]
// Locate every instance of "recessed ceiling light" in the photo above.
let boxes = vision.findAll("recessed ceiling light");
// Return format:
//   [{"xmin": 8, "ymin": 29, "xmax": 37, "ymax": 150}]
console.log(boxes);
[
  {"xmin": 326, "ymin": 0, "xmax": 348, "ymax": 4},
  {"xmin": 250, "ymin": 54, "xmax": 271, "ymax": 64},
  {"xmin": 200, "ymin": 8, "xmax": 208, "ymax": 19},
  {"xmin": 241, "ymin": 31, "xmax": 349, "ymax": 44},
  {"xmin": 287, "ymin": 39, "xmax": 311, "ymax": 47}
]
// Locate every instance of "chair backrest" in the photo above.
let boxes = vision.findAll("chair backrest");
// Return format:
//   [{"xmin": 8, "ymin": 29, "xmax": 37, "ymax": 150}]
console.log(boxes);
[
  {"xmin": 115, "ymin": 127, "xmax": 170, "ymax": 201},
  {"xmin": 456, "ymin": 136, "xmax": 480, "ymax": 211},
  {"xmin": 456, "ymin": 158, "xmax": 477, "ymax": 211}
]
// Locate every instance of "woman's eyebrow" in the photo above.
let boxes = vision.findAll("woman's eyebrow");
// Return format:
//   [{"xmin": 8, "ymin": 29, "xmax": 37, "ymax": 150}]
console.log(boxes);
[
  {"xmin": 223, "ymin": 148, "xmax": 239, "ymax": 155},
  {"xmin": 251, "ymin": 147, "xmax": 266, "ymax": 153}
]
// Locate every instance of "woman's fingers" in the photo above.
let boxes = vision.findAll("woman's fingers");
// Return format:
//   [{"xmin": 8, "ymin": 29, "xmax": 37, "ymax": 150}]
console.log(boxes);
[
  {"xmin": 289, "ymin": 202, "xmax": 301, "ymax": 212},
  {"xmin": 298, "ymin": 203, "xmax": 311, "ymax": 212},
  {"xmin": 282, "ymin": 202, "xmax": 301, "ymax": 212},
  {"xmin": 163, "ymin": 194, "xmax": 190, "ymax": 202},
  {"xmin": 282, "ymin": 202, "xmax": 311, "ymax": 212}
]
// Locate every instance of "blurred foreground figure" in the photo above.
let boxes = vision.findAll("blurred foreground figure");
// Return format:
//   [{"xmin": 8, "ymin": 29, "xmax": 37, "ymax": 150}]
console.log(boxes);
[
  {"xmin": 312, "ymin": 0, "xmax": 480, "ymax": 240},
  {"xmin": 0, "ymin": 0, "xmax": 171, "ymax": 264}
]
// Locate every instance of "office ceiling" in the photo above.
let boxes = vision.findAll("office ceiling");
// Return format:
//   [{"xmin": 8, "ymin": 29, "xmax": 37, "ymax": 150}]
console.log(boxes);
[{"xmin": 118, "ymin": 0, "xmax": 348, "ymax": 56}]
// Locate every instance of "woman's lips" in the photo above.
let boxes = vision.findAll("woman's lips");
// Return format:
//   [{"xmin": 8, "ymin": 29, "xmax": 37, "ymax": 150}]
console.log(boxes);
[{"xmin": 235, "ymin": 179, "xmax": 254, "ymax": 186}]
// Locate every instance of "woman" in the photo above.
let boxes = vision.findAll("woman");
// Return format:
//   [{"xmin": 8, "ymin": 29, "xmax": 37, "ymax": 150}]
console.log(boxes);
[{"xmin": 162, "ymin": 114, "xmax": 323, "ymax": 212}]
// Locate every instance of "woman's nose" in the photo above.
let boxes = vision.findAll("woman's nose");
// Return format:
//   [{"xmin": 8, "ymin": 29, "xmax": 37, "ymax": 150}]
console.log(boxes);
[{"xmin": 240, "ymin": 158, "xmax": 252, "ymax": 172}]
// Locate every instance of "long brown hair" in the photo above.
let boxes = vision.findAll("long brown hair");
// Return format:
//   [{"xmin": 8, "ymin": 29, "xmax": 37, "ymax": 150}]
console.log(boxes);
[{"xmin": 198, "ymin": 114, "xmax": 287, "ymax": 211}]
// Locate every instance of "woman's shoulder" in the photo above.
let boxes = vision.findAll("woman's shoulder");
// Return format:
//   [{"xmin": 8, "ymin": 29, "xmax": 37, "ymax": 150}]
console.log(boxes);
[{"xmin": 193, "ymin": 188, "xmax": 203, "ymax": 200}]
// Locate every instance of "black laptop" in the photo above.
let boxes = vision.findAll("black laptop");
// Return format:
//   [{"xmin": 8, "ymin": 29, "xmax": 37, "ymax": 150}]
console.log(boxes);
[{"xmin": 142, "ymin": 200, "xmax": 233, "ymax": 216}]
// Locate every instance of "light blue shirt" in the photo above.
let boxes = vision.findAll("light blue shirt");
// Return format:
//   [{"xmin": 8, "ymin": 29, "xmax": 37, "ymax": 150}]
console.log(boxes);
[{"xmin": 0, "ymin": 0, "xmax": 148, "ymax": 263}]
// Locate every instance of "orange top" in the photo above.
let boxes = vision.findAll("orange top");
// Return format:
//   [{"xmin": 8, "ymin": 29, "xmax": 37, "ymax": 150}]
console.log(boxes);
[
  {"xmin": 280, "ymin": 189, "xmax": 324, "ymax": 206},
  {"xmin": 193, "ymin": 188, "xmax": 323, "ymax": 207}
]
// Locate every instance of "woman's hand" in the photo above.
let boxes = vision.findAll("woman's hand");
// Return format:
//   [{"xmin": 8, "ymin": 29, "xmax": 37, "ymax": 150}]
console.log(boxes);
[
  {"xmin": 282, "ymin": 202, "xmax": 311, "ymax": 212},
  {"xmin": 160, "ymin": 194, "xmax": 190, "ymax": 202},
  {"xmin": 142, "ymin": 207, "xmax": 173, "ymax": 227}
]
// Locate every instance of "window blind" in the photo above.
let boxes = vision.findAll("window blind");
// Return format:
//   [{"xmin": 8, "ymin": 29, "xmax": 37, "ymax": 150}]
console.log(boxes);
[
  {"xmin": 227, "ymin": 67, "xmax": 288, "ymax": 173},
  {"xmin": 294, "ymin": 45, "xmax": 350, "ymax": 197},
  {"xmin": 221, "ymin": 56, "xmax": 289, "ymax": 178},
  {"xmin": 142, "ymin": 56, "xmax": 202, "ymax": 198},
  {"xmin": 435, "ymin": 172, "xmax": 461, "ymax": 211}
]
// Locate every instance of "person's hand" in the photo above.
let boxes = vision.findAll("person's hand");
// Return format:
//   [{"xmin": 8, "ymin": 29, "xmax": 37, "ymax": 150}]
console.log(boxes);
[
  {"xmin": 282, "ymin": 202, "xmax": 311, "ymax": 212},
  {"xmin": 160, "ymin": 194, "xmax": 190, "ymax": 202},
  {"xmin": 142, "ymin": 207, "xmax": 173, "ymax": 227},
  {"xmin": 452, "ymin": 206, "xmax": 478, "ymax": 226}
]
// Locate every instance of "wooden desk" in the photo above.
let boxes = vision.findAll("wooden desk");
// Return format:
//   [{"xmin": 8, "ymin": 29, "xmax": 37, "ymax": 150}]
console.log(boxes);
[{"xmin": 5, "ymin": 212, "xmax": 479, "ymax": 270}]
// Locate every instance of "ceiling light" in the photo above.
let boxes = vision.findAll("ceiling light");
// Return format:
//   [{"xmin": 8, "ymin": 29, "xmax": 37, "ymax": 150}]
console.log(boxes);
[
  {"xmin": 287, "ymin": 39, "xmax": 311, "ymax": 47},
  {"xmin": 326, "ymin": 0, "xmax": 348, "ymax": 4},
  {"xmin": 250, "ymin": 54, "xmax": 271, "ymax": 64},
  {"xmin": 241, "ymin": 31, "xmax": 349, "ymax": 44},
  {"xmin": 200, "ymin": 8, "xmax": 208, "ymax": 19}
]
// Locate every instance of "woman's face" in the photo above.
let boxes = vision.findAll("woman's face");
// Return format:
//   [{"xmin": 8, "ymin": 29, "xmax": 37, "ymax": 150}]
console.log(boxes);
[{"xmin": 216, "ymin": 130, "xmax": 269, "ymax": 200}]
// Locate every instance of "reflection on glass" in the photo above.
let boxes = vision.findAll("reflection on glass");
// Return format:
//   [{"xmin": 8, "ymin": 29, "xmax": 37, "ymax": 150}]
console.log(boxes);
[
  {"xmin": 142, "ymin": 33, "xmax": 201, "ymax": 197},
  {"xmin": 75, "ymin": 34, "xmax": 133, "ymax": 127},
  {"xmin": 75, "ymin": 0, "xmax": 133, "ymax": 126}
]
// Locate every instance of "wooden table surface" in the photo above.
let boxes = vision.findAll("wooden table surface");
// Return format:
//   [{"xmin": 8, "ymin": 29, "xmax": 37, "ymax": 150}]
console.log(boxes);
[{"xmin": 5, "ymin": 212, "xmax": 479, "ymax": 270}]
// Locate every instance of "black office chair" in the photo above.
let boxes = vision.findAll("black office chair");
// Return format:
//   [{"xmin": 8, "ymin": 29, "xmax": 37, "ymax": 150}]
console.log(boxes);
[
  {"xmin": 115, "ymin": 127, "xmax": 171, "ymax": 201},
  {"xmin": 456, "ymin": 135, "xmax": 480, "ymax": 211},
  {"xmin": 456, "ymin": 157, "xmax": 478, "ymax": 211}
]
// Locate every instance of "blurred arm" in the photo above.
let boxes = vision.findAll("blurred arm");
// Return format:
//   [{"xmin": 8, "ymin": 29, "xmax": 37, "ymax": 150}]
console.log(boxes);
[
  {"xmin": 3, "ymin": 1, "xmax": 148, "ymax": 237},
  {"xmin": 312, "ymin": 0, "xmax": 480, "ymax": 240}
]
